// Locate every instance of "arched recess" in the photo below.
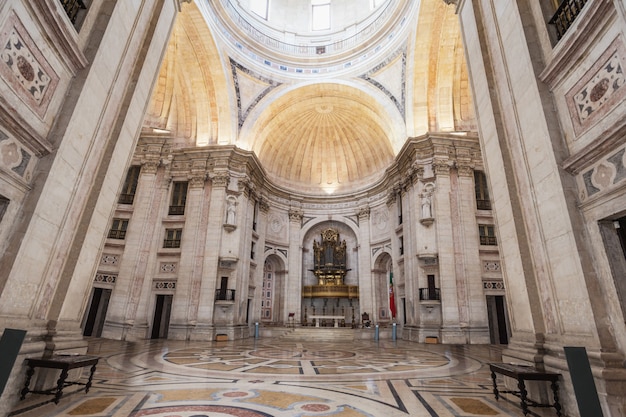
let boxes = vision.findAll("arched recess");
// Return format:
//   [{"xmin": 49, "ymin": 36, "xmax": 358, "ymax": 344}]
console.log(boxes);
[
  {"xmin": 262, "ymin": 254, "xmax": 286, "ymax": 324},
  {"xmin": 301, "ymin": 219, "xmax": 360, "ymax": 326},
  {"xmin": 372, "ymin": 251, "xmax": 394, "ymax": 324}
]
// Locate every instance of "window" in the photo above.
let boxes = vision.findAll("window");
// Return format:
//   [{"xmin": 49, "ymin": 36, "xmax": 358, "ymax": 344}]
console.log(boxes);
[
  {"xmin": 163, "ymin": 228, "xmax": 182, "ymax": 248},
  {"xmin": 253, "ymin": 200, "xmax": 259, "ymax": 231},
  {"xmin": 397, "ymin": 193, "xmax": 403, "ymax": 225},
  {"xmin": 251, "ymin": 242, "xmax": 256, "ymax": 260},
  {"xmin": 312, "ymin": 0, "xmax": 330, "ymax": 31},
  {"xmin": 479, "ymin": 224, "xmax": 497, "ymax": 246},
  {"xmin": 399, "ymin": 236, "xmax": 404, "ymax": 256},
  {"xmin": 169, "ymin": 182, "xmax": 188, "ymax": 215},
  {"xmin": 108, "ymin": 219, "xmax": 128, "ymax": 239},
  {"xmin": 250, "ymin": 0, "xmax": 269, "ymax": 19},
  {"xmin": 548, "ymin": 0, "xmax": 589, "ymax": 40},
  {"xmin": 474, "ymin": 171, "xmax": 491, "ymax": 210},
  {"xmin": 0, "ymin": 194, "xmax": 9, "ymax": 224},
  {"xmin": 118, "ymin": 166, "xmax": 141, "ymax": 205}
]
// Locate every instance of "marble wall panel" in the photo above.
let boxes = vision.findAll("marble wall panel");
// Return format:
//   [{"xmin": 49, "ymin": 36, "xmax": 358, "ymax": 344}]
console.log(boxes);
[{"xmin": 0, "ymin": 11, "xmax": 59, "ymax": 119}]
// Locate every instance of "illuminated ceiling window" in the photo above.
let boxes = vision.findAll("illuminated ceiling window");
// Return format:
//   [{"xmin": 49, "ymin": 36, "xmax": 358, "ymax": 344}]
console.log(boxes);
[
  {"xmin": 250, "ymin": 0, "xmax": 269, "ymax": 20},
  {"xmin": 371, "ymin": 0, "xmax": 384, "ymax": 9},
  {"xmin": 312, "ymin": 0, "xmax": 330, "ymax": 31}
]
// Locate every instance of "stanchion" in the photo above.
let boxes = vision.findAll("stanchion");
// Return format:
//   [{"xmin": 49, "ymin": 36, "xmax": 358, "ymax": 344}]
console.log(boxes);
[
  {"xmin": 392, "ymin": 322, "xmax": 396, "ymax": 341},
  {"xmin": 255, "ymin": 322, "xmax": 259, "ymax": 339},
  {"xmin": 375, "ymin": 324, "xmax": 379, "ymax": 341}
]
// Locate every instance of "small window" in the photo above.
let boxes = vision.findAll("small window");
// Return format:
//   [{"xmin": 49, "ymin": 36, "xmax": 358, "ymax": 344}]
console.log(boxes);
[
  {"xmin": 479, "ymin": 224, "xmax": 497, "ymax": 246},
  {"xmin": 0, "ymin": 195, "xmax": 9, "ymax": 224},
  {"xmin": 169, "ymin": 182, "xmax": 188, "ymax": 215},
  {"xmin": 164, "ymin": 228, "xmax": 182, "ymax": 248},
  {"xmin": 251, "ymin": 242, "xmax": 256, "ymax": 260},
  {"xmin": 312, "ymin": 0, "xmax": 330, "ymax": 31},
  {"xmin": 474, "ymin": 171, "xmax": 491, "ymax": 210},
  {"xmin": 397, "ymin": 193, "xmax": 403, "ymax": 225},
  {"xmin": 250, "ymin": 0, "xmax": 269, "ymax": 19},
  {"xmin": 399, "ymin": 236, "xmax": 404, "ymax": 256},
  {"xmin": 118, "ymin": 166, "xmax": 141, "ymax": 205},
  {"xmin": 108, "ymin": 219, "xmax": 129, "ymax": 239}
]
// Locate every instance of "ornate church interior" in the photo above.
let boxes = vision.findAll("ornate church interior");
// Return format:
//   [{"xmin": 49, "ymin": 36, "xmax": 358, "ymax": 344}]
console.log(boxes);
[{"xmin": 0, "ymin": 0, "xmax": 625, "ymax": 416}]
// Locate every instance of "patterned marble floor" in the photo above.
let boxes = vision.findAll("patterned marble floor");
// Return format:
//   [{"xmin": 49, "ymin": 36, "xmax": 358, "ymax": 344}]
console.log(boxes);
[{"xmin": 9, "ymin": 333, "xmax": 561, "ymax": 417}]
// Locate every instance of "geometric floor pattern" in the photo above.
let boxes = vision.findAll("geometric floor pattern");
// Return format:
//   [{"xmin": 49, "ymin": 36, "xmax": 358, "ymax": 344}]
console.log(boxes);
[{"xmin": 9, "ymin": 336, "xmax": 561, "ymax": 417}]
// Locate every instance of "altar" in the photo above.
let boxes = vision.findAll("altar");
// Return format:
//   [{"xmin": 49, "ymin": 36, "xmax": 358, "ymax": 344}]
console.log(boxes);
[{"xmin": 309, "ymin": 315, "xmax": 345, "ymax": 328}]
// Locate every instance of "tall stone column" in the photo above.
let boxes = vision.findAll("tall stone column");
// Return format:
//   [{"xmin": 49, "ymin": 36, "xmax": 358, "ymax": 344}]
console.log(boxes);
[
  {"xmin": 356, "ymin": 206, "xmax": 374, "ymax": 319},
  {"xmin": 433, "ymin": 161, "xmax": 464, "ymax": 343},
  {"xmin": 191, "ymin": 171, "xmax": 229, "ymax": 340},
  {"xmin": 101, "ymin": 158, "xmax": 165, "ymax": 340},
  {"xmin": 169, "ymin": 169, "xmax": 208, "ymax": 340},
  {"xmin": 455, "ymin": 162, "xmax": 489, "ymax": 343},
  {"xmin": 285, "ymin": 208, "xmax": 303, "ymax": 324}
]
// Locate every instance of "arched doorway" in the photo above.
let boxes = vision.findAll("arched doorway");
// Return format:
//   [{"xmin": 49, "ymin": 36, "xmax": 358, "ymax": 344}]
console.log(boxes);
[{"xmin": 262, "ymin": 255, "xmax": 286, "ymax": 325}]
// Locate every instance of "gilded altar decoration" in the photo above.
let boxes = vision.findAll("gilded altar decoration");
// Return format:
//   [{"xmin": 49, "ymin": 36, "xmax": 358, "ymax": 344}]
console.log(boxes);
[{"xmin": 304, "ymin": 228, "xmax": 358, "ymax": 298}]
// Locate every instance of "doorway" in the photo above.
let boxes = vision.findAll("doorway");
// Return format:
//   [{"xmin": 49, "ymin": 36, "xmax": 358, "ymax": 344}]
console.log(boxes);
[
  {"xmin": 83, "ymin": 288, "xmax": 111, "ymax": 337},
  {"xmin": 486, "ymin": 295, "xmax": 509, "ymax": 344},
  {"xmin": 151, "ymin": 294, "xmax": 173, "ymax": 339}
]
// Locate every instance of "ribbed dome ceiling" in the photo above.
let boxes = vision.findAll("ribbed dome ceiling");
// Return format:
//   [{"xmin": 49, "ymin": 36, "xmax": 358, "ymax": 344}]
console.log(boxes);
[{"xmin": 250, "ymin": 84, "xmax": 395, "ymax": 194}]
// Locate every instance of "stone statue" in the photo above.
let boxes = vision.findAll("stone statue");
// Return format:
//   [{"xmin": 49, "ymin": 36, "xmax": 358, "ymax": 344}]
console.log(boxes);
[
  {"xmin": 421, "ymin": 194, "xmax": 432, "ymax": 219},
  {"xmin": 226, "ymin": 200, "xmax": 236, "ymax": 224}
]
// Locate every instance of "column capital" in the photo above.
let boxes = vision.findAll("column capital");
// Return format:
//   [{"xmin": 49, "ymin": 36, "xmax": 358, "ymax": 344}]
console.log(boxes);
[
  {"xmin": 209, "ymin": 171, "xmax": 230, "ymax": 187},
  {"xmin": 188, "ymin": 174, "xmax": 206, "ymax": 188},
  {"xmin": 356, "ymin": 206, "xmax": 370, "ymax": 220},
  {"xmin": 288, "ymin": 208, "xmax": 304, "ymax": 223},
  {"xmin": 433, "ymin": 160, "xmax": 452, "ymax": 176},
  {"xmin": 140, "ymin": 159, "xmax": 159, "ymax": 174},
  {"xmin": 457, "ymin": 164, "xmax": 475, "ymax": 177}
]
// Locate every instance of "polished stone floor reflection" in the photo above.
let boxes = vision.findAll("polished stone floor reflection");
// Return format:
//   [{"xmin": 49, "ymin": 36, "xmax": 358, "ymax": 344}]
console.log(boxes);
[{"xmin": 10, "ymin": 333, "xmax": 561, "ymax": 417}]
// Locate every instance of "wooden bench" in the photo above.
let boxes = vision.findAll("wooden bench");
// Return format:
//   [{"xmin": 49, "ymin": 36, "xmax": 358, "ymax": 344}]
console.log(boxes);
[
  {"xmin": 20, "ymin": 354, "xmax": 99, "ymax": 404},
  {"xmin": 489, "ymin": 362, "xmax": 562, "ymax": 416}
]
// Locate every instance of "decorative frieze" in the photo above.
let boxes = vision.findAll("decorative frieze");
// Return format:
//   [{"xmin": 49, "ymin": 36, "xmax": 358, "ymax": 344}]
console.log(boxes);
[
  {"xmin": 100, "ymin": 254, "xmax": 119, "ymax": 265},
  {"xmin": 483, "ymin": 281, "xmax": 505, "ymax": 290},
  {"xmin": 0, "ymin": 12, "xmax": 59, "ymax": 118},
  {"xmin": 0, "ymin": 128, "xmax": 33, "ymax": 182},
  {"xmin": 578, "ymin": 144, "xmax": 626, "ymax": 200},
  {"xmin": 160, "ymin": 262, "xmax": 177, "ymax": 273},
  {"xmin": 155, "ymin": 281, "xmax": 176, "ymax": 290},
  {"xmin": 94, "ymin": 273, "xmax": 117, "ymax": 284},
  {"xmin": 483, "ymin": 260, "xmax": 501, "ymax": 272},
  {"xmin": 567, "ymin": 37, "xmax": 626, "ymax": 135}
]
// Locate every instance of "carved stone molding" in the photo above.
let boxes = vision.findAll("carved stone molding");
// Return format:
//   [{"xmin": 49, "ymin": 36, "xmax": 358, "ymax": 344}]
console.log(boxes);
[
  {"xmin": 188, "ymin": 174, "xmax": 206, "ymax": 188},
  {"xmin": 457, "ymin": 164, "xmax": 475, "ymax": 177},
  {"xmin": 433, "ymin": 160, "xmax": 452, "ymax": 176},
  {"xmin": 259, "ymin": 197, "xmax": 270, "ymax": 213},
  {"xmin": 141, "ymin": 159, "xmax": 160, "ymax": 174},
  {"xmin": 288, "ymin": 208, "xmax": 304, "ymax": 222},
  {"xmin": 356, "ymin": 206, "xmax": 370, "ymax": 219},
  {"xmin": 210, "ymin": 171, "xmax": 230, "ymax": 187}
]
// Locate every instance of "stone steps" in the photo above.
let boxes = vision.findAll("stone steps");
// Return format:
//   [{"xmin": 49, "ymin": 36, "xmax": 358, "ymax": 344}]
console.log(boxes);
[{"xmin": 279, "ymin": 327, "xmax": 356, "ymax": 341}]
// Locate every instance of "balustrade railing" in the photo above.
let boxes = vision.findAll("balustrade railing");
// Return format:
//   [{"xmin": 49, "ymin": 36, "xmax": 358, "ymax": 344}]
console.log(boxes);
[
  {"xmin": 215, "ymin": 289, "xmax": 236, "ymax": 301},
  {"xmin": 220, "ymin": 0, "xmax": 398, "ymax": 57},
  {"xmin": 476, "ymin": 199, "xmax": 492, "ymax": 210},
  {"xmin": 419, "ymin": 288, "xmax": 440, "ymax": 301},
  {"xmin": 59, "ymin": 0, "xmax": 87, "ymax": 24},
  {"xmin": 549, "ymin": 0, "xmax": 589, "ymax": 40}
]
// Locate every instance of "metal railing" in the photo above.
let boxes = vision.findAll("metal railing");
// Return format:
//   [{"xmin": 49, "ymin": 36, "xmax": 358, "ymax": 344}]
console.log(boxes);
[
  {"xmin": 215, "ymin": 289, "xmax": 236, "ymax": 301},
  {"xmin": 549, "ymin": 0, "xmax": 589, "ymax": 40},
  {"xmin": 480, "ymin": 236, "xmax": 498, "ymax": 246},
  {"xmin": 59, "ymin": 0, "xmax": 86, "ymax": 24},
  {"xmin": 419, "ymin": 288, "xmax": 440, "ymax": 301},
  {"xmin": 118, "ymin": 193, "xmax": 135, "ymax": 205},
  {"xmin": 163, "ymin": 239, "xmax": 181, "ymax": 248},
  {"xmin": 220, "ymin": 0, "xmax": 399, "ymax": 57},
  {"xmin": 107, "ymin": 229, "xmax": 126, "ymax": 240},
  {"xmin": 476, "ymin": 199, "xmax": 492, "ymax": 210},
  {"xmin": 168, "ymin": 205, "xmax": 185, "ymax": 215}
]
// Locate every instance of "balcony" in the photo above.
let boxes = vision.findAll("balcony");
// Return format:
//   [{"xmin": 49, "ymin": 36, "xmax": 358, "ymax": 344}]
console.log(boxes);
[
  {"xmin": 118, "ymin": 193, "xmax": 135, "ymax": 205},
  {"xmin": 107, "ymin": 230, "xmax": 126, "ymax": 240},
  {"xmin": 59, "ymin": 0, "xmax": 86, "ymax": 24},
  {"xmin": 215, "ymin": 289, "xmax": 236, "ymax": 302},
  {"xmin": 476, "ymin": 199, "xmax": 492, "ymax": 210},
  {"xmin": 549, "ymin": 0, "xmax": 589, "ymax": 40},
  {"xmin": 419, "ymin": 288, "xmax": 440, "ymax": 301},
  {"xmin": 480, "ymin": 236, "xmax": 498, "ymax": 246},
  {"xmin": 168, "ymin": 205, "xmax": 185, "ymax": 215}
]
